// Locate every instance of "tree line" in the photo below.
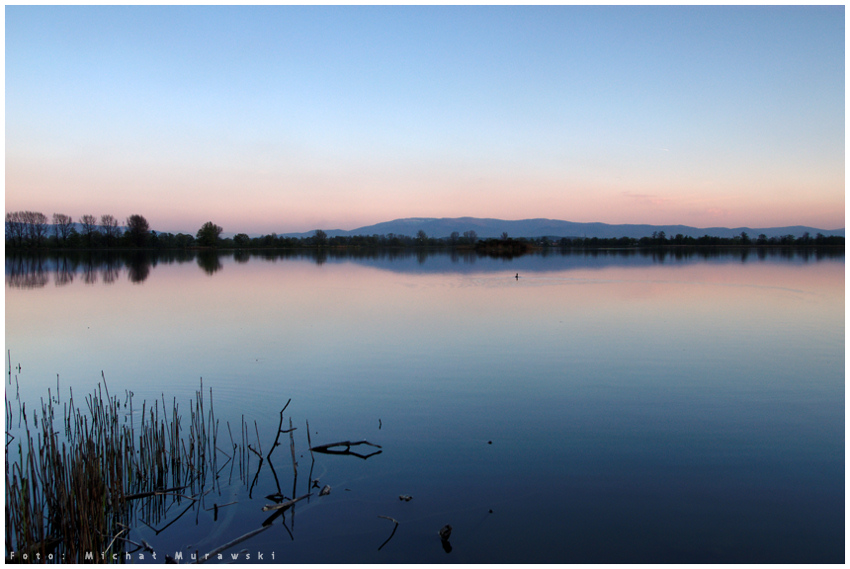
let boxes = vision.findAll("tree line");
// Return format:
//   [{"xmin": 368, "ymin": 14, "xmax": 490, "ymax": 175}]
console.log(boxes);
[
  {"xmin": 5, "ymin": 211, "xmax": 155, "ymax": 249},
  {"xmin": 5, "ymin": 210, "xmax": 843, "ymax": 251},
  {"xmin": 4, "ymin": 211, "xmax": 227, "ymax": 251},
  {"xmin": 542, "ymin": 230, "xmax": 844, "ymax": 249}
]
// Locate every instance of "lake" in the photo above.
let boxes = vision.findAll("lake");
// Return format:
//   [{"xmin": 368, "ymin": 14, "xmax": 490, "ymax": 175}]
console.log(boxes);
[{"xmin": 4, "ymin": 248, "xmax": 845, "ymax": 563}]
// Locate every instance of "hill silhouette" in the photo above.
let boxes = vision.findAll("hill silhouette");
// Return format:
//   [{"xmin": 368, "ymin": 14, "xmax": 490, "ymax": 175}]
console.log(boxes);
[{"xmin": 280, "ymin": 217, "xmax": 844, "ymax": 240}]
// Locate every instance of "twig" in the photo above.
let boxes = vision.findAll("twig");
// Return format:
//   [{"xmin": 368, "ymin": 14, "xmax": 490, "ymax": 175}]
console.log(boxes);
[
  {"xmin": 266, "ymin": 400, "xmax": 291, "ymax": 461},
  {"xmin": 195, "ymin": 526, "xmax": 270, "ymax": 564},
  {"xmin": 377, "ymin": 516, "xmax": 399, "ymax": 551},
  {"xmin": 261, "ymin": 493, "xmax": 312, "ymax": 512},
  {"xmin": 139, "ymin": 499, "xmax": 196, "ymax": 535}
]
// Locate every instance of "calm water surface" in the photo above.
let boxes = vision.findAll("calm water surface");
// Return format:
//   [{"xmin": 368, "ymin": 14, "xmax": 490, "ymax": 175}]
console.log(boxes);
[{"xmin": 5, "ymin": 250, "xmax": 845, "ymax": 563}]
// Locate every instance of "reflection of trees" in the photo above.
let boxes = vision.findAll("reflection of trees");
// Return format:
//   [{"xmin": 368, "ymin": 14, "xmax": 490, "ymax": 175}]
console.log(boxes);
[
  {"xmin": 102, "ymin": 256, "xmax": 122, "ymax": 284},
  {"xmin": 152, "ymin": 249, "xmax": 196, "ymax": 265},
  {"xmin": 312, "ymin": 249, "xmax": 328, "ymax": 266},
  {"xmin": 82, "ymin": 259, "xmax": 99, "ymax": 285},
  {"xmin": 197, "ymin": 251, "xmax": 222, "ymax": 275},
  {"xmin": 5, "ymin": 255, "xmax": 49, "ymax": 289},
  {"xmin": 54, "ymin": 256, "xmax": 78, "ymax": 287},
  {"xmin": 4, "ymin": 248, "xmax": 844, "ymax": 290},
  {"xmin": 54, "ymin": 270, "xmax": 74, "ymax": 286},
  {"xmin": 126, "ymin": 253, "xmax": 152, "ymax": 283}
]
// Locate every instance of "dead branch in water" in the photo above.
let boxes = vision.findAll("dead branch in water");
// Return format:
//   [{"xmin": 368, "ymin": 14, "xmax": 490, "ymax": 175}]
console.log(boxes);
[
  {"xmin": 195, "ymin": 525, "xmax": 271, "ymax": 564},
  {"xmin": 377, "ymin": 516, "xmax": 399, "ymax": 551},
  {"xmin": 265, "ymin": 400, "xmax": 291, "ymax": 461},
  {"xmin": 261, "ymin": 492, "xmax": 312, "ymax": 512},
  {"xmin": 309, "ymin": 440, "xmax": 382, "ymax": 459}
]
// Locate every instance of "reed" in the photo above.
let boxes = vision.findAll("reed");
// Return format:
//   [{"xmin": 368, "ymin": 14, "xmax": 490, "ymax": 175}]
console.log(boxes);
[{"xmin": 5, "ymin": 377, "xmax": 229, "ymax": 562}]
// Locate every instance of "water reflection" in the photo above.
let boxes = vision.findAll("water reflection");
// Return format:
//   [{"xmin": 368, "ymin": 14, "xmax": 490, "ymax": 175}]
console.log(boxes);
[
  {"xmin": 126, "ymin": 253, "xmax": 151, "ymax": 283},
  {"xmin": 5, "ymin": 256, "xmax": 49, "ymax": 289},
  {"xmin": 102, "ymin": 256, "xmax": 122, "ymax": 284},
  {"xmin": 6, "ymin": 250, "xmax": 189, "ymax": 287},
  {"xmin": 5, "ymin": 247, "xmax": 843, "ymax": 289},
  {"xmin": 197, "ymin": 251, "xmax": 223, "ymax": 275},
  {"xmin": 4, "ymin": 247, "xmax": 843, "ymax": 563}
]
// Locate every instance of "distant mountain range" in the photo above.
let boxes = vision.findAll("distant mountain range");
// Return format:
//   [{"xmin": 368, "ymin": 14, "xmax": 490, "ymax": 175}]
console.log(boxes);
[{"xmin": 280, "ymin": 217, "xmax": 844, "ymax": 240}]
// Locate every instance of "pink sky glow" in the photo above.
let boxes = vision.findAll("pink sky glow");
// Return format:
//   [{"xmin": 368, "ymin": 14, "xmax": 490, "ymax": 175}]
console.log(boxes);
[{"xmin": 6, "ymin": 6, "xmax": 844, "ymax": 235}]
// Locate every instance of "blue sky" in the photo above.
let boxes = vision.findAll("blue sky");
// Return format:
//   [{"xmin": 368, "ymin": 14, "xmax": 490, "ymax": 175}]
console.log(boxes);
[{"xmin": 6, "ymin": 5, "xmax": 845, "ymax": 234}]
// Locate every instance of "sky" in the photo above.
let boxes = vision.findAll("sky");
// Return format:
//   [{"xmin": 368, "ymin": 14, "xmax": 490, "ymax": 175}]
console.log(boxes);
[{"xmin": 5, "ymin": 5, "xmax": 845, "ymax": 235}]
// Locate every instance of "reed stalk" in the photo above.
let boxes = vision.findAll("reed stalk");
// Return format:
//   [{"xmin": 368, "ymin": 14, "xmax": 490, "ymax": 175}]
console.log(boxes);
[{"xmin": 5, "ymin": 378, "xmax": 230, "ymax": 563}]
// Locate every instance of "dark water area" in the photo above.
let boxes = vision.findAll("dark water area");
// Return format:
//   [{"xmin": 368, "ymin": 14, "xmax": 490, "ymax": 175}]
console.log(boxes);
[{"xmin": 5, "ymin": 249, "xmax": 844, "ymax": 563}]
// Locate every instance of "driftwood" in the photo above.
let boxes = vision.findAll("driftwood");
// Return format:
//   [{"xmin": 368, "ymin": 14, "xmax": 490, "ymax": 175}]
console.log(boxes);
[
  {"xmin": 261, "ymin": 493, "xmax": 312, "ymax": 512},
  {"xmin": 195, "ymin": 525, "xmax": 270, "ymax": 564},
  {"xmin": 261, "ymin": 493, "xmax": 312, "ymax": 527},
  {"xmin": 309, "ymin": 440, "xmax": 382, "ymax": 460}
]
